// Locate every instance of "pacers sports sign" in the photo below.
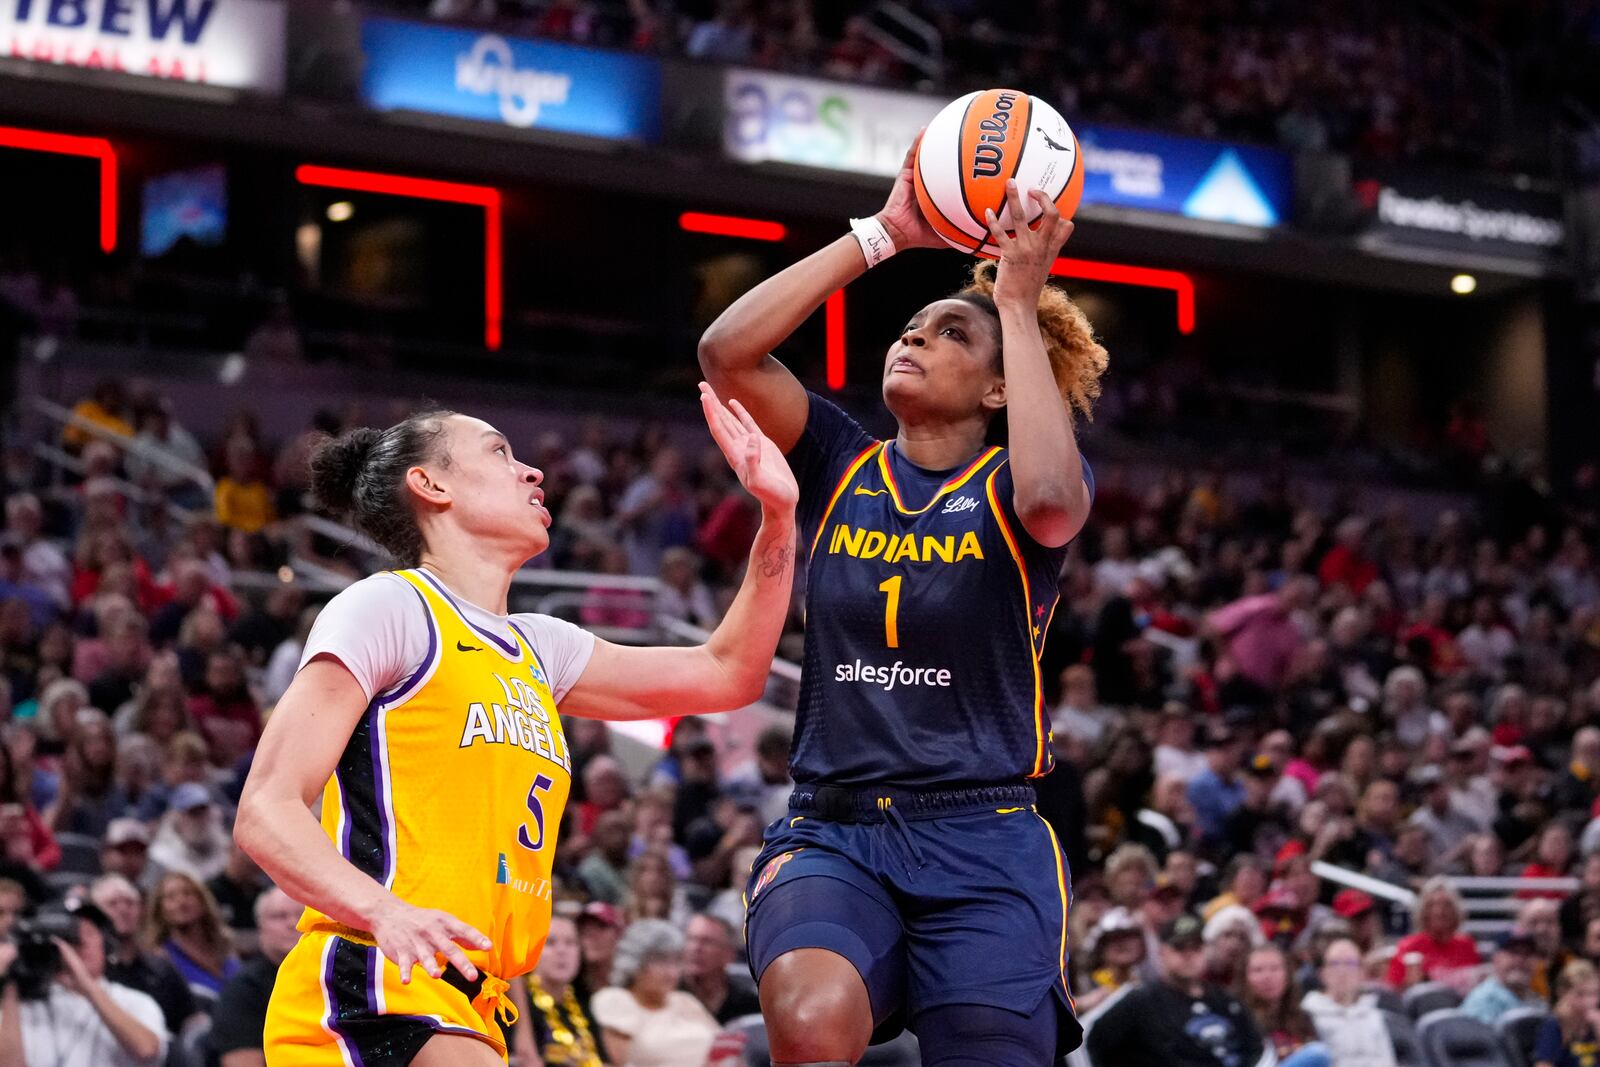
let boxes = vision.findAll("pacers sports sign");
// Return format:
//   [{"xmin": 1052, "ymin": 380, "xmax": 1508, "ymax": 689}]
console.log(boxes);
[{"xmin": 0, "ymin": 0, "xmax": 286, "ymax": 92}]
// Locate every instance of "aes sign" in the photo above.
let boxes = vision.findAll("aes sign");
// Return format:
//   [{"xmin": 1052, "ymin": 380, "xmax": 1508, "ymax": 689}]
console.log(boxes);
[{"xmin": 0, "ymin": 0, "xmax": 286, "ymax": 92}]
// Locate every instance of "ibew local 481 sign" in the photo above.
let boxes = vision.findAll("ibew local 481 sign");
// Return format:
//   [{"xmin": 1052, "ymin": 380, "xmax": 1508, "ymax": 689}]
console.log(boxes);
[{"xmin": 1, "ymin": 0, "xmax": 286, "ymax": 93}]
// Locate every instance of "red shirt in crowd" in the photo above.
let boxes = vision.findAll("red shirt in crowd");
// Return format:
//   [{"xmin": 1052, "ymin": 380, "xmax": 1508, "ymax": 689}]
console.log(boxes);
[
  {"xmin": 1385, "ymin": 931, "xmax": 1482, "ymax": 988},
  {"xmin": 1318, "ymin": 544, "xmax": 1379, "ymax": 595}
]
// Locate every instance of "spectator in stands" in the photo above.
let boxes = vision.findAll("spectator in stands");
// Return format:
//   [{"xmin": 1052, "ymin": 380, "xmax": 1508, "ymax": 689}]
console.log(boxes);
[
  {"xmin": 578, "ymin": 809, "xmax": 633, "ymax": 906},
  {"xmin": 591, "ymin": 918, "xmax": 719, "ymax": 1067},
  {"xmin": 0, "ymin": 741, "xmax": 59, "ymax": 871},
  {"xmin": 206, "ymin": 842, "xmax": 266, "ymax": 933},
  {"xmin": 723, "ymin": 722, "xmax": 793, "ymax": 825},
  {"xmin": 0, "ymin": 899, "xmax": 167, "ymax": 1067},
  {"xmin": 144, "ymin": 871, "xmax": 239, "ymax": 1004},
  {"xmin": 1385, "ymin": 877, "xmax": 1481, "ymax": 991},
  {"xmin": 655, "ymin": 545, "xmax": 718, "ymax": 628},
  {"xmin": 1520, "ymin": 823, "xmax": 1579, "ymax": 901},
  {"xmin": 1561, "ymin": 852, "xmax": 1600, "ymax": 945},
  {"xmin": 213, "ymin": 438, "xmax": 275, "ymax": 535},
  {"xmin": 1135, "ymin": 772, "xmax": 1196, "ymax": 864},
  {"xmin": 1206, "ymin": 576, "xmax": 1315, "ymax": 696},
  {"xmin": 680, "ymin": 913, "xmax": 759, "ymax": 1024},
  {"xmin": 1520, "ymin": 898, "xmax": 1570, "ymax": 1001},
  {"xmin": 46, "ymin": 709, "xmax": 121, "ymax": 836},
  {"xmin": 624, "ymin": 850, "xmax": 687, "ymax": 925},
  {"xmin": 1238, "ymin": 943, "xmax": 1328, "ymax": 1067},
  {"xmin": 62, "ymin": 378, "xmax": 133, "ymax": 452},
  {"xmin": 573, "ymin": 901, "xmax": 623, "ymax": 1008},
  {"xmin": 126, "ymin": 399, "xmax": 206, "ymax": 500},
  {"xmin": 1204, "ymin": 905, "xmax": 1264, "ymax": 987},
  {"xmin": 185, "ymin": 649, "xmax": 260, "ymax": 765},
  {"xmin": 1303, "ymin": 938, "xmax": 1397, "ymax": 1067},
  {"xmin": 97, "ymin": 818, "xmax": 151, "ymax": 886},
  {"xmin": 1330, "ymin": 890, "xmax": 1383, "ymax": 955},
  {"xmin": 1408, "ymin": 765, "xmax": 1478, "ymax": 859},
  {"xmin": 1462, "ymin": 928, "xmax": 1545, "ymax": 1024},
  {"xmin": 207, "ymin": 886, "xmax": 299, "ymax": 1067},
  {"xmin": 1088, "ymin": 914, "xmax": 1269, "ymax": 1067},
  {"xmin": 1205, "ymin": 855, "xmax": 1269, "ymax": 920},
  {"xmin": 0, "ymin": 877, "xmax": 21, "ymax": 937},
  {"xmin": 576, "ymin": 754, "xmax": 630, "ymax": 835},
  {"xmin": 1535, "ymin": 961, "xmax": 1600, "ymax": 1067},
  {"xmin": 148, "ymin": 782, "xmax": 230, "ymax": 883},
  {"xmin": 1077, "ymin": 906, "xmax": 1146, "ymax": 1012},
  {"xmin": 89, "ymin": 874, "xmax": 197, "ymax": 1037},
  {"xmin": 509, "ymin": 912, "xmax": 605, "ymax": 1067},
  {"xmin": 1188, "ymin": 725, "xmax": 1247, "ymax": 848},
  {"xmin": 3, "ymin": 493, "xmax": 69, "ymax": 609},
  {"xmin": 615, "ymin": 447, "xmax": 695, "ymax": 577}
]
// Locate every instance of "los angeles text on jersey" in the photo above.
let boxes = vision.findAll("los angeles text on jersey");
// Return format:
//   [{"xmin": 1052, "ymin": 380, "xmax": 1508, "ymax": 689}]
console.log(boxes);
[
  {"xmin": 457, "ymin": 670, "xmax": 573, "ymax": 771},
  {"xmin": 835, "ymin": 659, "xmax": 953, "ymax": 691}
]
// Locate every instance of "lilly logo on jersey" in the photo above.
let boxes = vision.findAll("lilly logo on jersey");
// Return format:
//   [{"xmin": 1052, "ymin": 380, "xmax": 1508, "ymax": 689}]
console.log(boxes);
[
  {"xmin": 941, "ymin": 495, "xmax": 980, "ymax": 515},
  {"xmin": 457, "ymin": 671, "xmax": 572, "ymax": 771},
  {"xmin": 825, "ymin": 524, "xmax": 984, "ymax": 564}
]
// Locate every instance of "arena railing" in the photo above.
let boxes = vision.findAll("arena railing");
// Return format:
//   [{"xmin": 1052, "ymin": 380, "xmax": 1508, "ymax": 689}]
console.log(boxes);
[
  {"xmin": 1312, "ymin": 862, "xmax": 1579, "ymax": 945},
  {"xmin": 22, "ymin": 395, "xmax": 217, "ymax": 496}
]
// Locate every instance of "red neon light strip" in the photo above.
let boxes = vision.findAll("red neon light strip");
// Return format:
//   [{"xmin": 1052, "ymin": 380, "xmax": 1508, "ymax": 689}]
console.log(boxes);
[
  {"xmin": 679, "ymin": 212, "xmax": 787, "ymax": 242},
  {"xmin": 825, "ymin": 289, "xmax": 847, "ymax": 391},
  {"xmin": 295, "ymin": 164, "xmax": 503, "ymax": 350},
  {"xmin": 1051, "ymin": 256, "xmax": 1196, "ymax": 335},
  {"xmin": 0, "ymin": 126, "xmax": 117, "ymax": 253}
]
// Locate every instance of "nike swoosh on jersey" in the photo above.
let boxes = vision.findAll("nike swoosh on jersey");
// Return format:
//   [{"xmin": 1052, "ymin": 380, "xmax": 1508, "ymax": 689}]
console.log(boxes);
[
  {"xmin": 456, "ymin": 640, "xmax": 484, "ymax": 652},
  {"xmin": 853, "ymin": 487, "xmax": 888, "ymax": 497}
]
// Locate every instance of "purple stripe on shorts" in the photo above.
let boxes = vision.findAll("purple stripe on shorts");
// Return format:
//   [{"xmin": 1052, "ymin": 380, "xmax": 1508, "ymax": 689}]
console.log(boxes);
[{"xmin": 323, "ymin": 937, "xmax": 367, "ymax": 1067}]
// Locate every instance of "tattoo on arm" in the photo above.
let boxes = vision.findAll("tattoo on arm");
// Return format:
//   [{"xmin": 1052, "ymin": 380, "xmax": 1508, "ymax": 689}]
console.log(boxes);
[{"xmin": 760, "ymin": 539, "xmax": 794, "ymax": 578}]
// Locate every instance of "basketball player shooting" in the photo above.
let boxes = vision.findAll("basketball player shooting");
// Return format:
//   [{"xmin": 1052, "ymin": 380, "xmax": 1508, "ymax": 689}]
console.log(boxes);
[{"xmin": 699, "ymin": 136, "xmax": 1108, "ymax": 1066}]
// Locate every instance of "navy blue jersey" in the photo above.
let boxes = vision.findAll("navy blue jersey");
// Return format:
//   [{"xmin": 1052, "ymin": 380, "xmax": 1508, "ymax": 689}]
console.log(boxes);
[{"xmin": 787, "ymin": 392, "xmax": 1092, "ymax": 787}]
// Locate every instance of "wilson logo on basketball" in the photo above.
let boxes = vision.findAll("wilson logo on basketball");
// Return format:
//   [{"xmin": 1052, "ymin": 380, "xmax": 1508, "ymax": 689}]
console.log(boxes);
[{"xmin": 970, "ymin": 91, "xmax": 1020, "ymax": 178}]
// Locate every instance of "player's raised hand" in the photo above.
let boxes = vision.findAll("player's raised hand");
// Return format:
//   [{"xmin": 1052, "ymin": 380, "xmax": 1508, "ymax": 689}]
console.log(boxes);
[
  {"xmin": 984, "ymin": 179, "xmax": 1075, "ymax": 308},
  {"xmin": 875, "ymin": 131, "xmax": 946, "ymax": 251},
  {"xmin": 370, "ymin": 897, "xmax": 491, "ymax": 984},
  {"xmin": 701, "ymin": 382, "xmax": 799, "ymax": 516}
]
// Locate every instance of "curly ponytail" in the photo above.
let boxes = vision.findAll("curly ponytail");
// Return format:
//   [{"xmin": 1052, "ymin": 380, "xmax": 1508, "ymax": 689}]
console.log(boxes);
[{"xmin": 955, "ymin": 260, "xmax": 1109, "ymax": 420}]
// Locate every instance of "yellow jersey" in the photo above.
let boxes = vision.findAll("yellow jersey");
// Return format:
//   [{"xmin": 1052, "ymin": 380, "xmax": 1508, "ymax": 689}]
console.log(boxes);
[{"xmin": 299, "ymin": 568, "xmax": 575, "ymax": 981}]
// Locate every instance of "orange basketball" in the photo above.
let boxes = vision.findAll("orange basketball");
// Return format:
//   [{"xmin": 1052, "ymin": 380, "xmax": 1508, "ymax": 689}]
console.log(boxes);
[{"xmin": 913, "ymin": 88, "xmax": 1085, "ymax": 257}]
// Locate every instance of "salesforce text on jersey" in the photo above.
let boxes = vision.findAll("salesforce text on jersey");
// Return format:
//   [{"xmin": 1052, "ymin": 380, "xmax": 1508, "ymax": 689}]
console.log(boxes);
[{"xmin": 835, "ymin": 659, "xmax": 953, "ymax": 691}]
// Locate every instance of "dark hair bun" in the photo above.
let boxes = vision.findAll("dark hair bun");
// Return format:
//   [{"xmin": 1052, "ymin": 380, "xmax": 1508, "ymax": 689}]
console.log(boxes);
[{"xmin": 310, "ymin": 427, "xmax": 381, "ymax": 516}]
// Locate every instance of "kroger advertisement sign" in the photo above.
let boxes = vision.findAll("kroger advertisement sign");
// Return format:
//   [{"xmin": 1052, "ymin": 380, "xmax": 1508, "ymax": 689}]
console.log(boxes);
[
  {"xmin": 360, "ymin": 17, "xmax": 660, "ymax": 141},
  {"xmin": 0, "ymin": 0, "xmax": 286, "ymax": 92},
  {"xmin": 724, "ymin": 70, "xmax": 1292, "ymax": 227}
]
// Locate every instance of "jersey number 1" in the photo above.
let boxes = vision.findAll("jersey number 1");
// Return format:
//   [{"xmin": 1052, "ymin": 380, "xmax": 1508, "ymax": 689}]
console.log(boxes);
[{"xmin": 878, "ymin": 576, "xmax": 902, "ymax": 649}]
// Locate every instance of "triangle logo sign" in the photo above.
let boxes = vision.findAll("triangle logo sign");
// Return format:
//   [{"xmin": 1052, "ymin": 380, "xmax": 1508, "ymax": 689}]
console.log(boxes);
[{"xmin": 1183, "ymin": 149, "xmax": 1280, "ymax": 226}]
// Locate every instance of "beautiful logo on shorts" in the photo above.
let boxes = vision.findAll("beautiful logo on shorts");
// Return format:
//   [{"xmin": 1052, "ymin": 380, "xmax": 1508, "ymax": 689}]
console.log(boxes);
[{"xmin": 751, "ymin": 851, "xmax": 797, "ymax": 901}]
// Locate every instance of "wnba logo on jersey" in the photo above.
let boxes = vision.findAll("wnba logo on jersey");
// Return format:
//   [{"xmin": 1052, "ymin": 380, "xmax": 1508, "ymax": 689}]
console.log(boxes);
[{"xmin": 751, "ymin": 850, "xmax": 798, "ymax": 901}]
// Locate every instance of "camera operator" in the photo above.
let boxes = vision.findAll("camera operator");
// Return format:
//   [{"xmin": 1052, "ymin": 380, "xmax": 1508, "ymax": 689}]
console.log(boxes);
[{"xmin": 0, "ymin": 900, "xmax": 168, "ymax": 1066}]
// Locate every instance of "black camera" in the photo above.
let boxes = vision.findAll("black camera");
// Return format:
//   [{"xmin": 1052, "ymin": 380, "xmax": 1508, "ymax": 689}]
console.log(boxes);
[{"xmin": 7, "ymin": 910, "xmax": 78, "ymax": 1000}]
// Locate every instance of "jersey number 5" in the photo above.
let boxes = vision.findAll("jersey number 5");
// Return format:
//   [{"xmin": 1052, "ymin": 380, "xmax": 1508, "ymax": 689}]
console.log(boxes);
[
  {"xmin": 517, "ymin": 774, "xmax": 555, "ymax": 852},
  {"xmin": 877, "ymin": 576, "xmax": 902, "ymax": 649}
]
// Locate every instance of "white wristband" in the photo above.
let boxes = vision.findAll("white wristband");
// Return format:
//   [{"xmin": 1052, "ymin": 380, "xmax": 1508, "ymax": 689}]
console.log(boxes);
[{"xmin": 849, "ymin": 216, "xmax": 897, "ymax": 268}]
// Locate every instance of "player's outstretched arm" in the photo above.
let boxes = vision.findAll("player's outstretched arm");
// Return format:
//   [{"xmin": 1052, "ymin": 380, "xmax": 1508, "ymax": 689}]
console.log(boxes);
[
  {"xmin": 698, "ymin": 135, "xmax": 945, "ymax": 453},
  {"xmin": 559, "ymin": 384, "xmax": 797, "ymax": 721},
  {"xmin": 983, "ymin": 180, "xmax": 1092, "ymax": 548},
  {"xmin": 235, "ymin": 659, "xmax": 492, "ymax": 984}
]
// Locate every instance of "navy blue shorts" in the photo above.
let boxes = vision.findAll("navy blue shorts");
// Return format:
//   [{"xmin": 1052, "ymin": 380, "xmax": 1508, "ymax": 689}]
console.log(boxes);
[{"xmin": 744, "ymin": 785, "xmax": 1082, "ymax": 1053}]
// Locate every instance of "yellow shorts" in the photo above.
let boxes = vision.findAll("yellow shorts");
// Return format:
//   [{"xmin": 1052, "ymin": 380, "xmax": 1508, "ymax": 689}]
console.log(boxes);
[{"xmin": 264, "ymin": 930, "xmax": 514, "ymax": 1065}]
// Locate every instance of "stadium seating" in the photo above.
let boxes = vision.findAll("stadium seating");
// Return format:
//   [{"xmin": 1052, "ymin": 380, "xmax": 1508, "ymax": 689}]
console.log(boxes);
[
  {"xmin": 1406, "ymin": 982, "xmax": 1464, "ymax": 1019},
  {"xmin": 1496, "ymin": 1007, "xmax": 1550, "ymax": 1067},
  {"xmin": 1386, "ymin": 1009, "xmax": 1424, "ymax": 1067},
  {"xmin": 1417, "ymin": 1011, "xmax": 1517, "ymax": 1067}
]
